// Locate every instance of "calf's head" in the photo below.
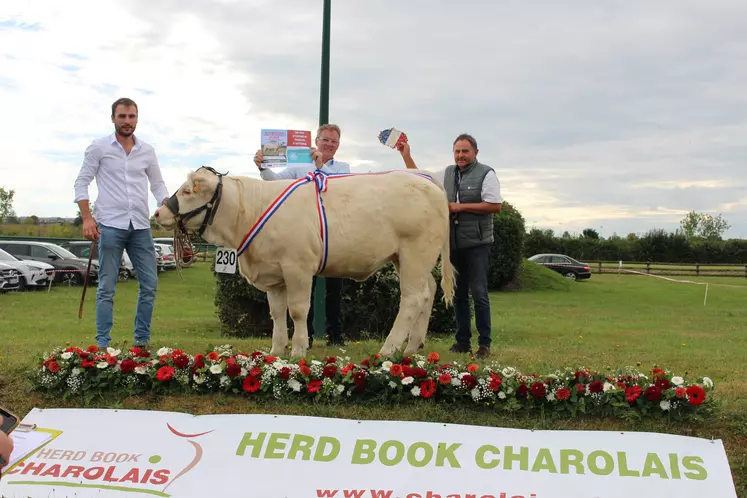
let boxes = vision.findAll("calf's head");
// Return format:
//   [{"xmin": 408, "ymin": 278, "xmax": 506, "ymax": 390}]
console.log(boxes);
[{"xmin": 154, "ymin": 167, "xmax": 224, "ymax": 236}]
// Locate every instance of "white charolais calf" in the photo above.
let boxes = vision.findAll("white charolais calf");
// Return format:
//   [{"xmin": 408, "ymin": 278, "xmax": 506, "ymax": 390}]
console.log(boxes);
[{"xmin": 154, "ymin": 167, "xmax": 454, "ymax": 358}]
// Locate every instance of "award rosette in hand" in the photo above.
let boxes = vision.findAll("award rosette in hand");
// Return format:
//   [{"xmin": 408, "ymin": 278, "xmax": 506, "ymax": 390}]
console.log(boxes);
[{"xmin": 378, "ymin": 127, "xmax": 408, "ymax": 149}]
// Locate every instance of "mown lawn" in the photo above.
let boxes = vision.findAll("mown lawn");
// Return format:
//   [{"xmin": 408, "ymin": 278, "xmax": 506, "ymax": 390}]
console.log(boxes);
[{"xmin": 1, "ymin": 262, "xmax": 746, "ymax": 495}]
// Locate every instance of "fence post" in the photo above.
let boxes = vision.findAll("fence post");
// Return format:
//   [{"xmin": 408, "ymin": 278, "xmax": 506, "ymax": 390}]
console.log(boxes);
[
  {"xmin": 646, "ymin": 262, "xmax": 651, "ymax": 274},
  {"xmin": 744, "ymin": 265, "xmax": 746, "ymax": 278},
  {"xmin": 598, "ymin": 262, "xmax": 602, "ymax": 274},
  {"xmin": 696, "ymin": 263, "xmax": 700, "ymax": 276}
]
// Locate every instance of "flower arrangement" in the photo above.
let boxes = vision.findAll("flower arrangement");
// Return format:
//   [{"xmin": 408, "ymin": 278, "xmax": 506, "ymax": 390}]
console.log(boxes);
[{"xmin": 32, "ymin": 344, "xmax": 715, "ymax": 419}]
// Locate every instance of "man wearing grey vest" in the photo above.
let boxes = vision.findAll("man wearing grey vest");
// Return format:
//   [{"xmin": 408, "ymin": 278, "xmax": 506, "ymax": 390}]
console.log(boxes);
[{"xmin": 397, "ymin": 134, "xmax": 502, "ymax": 358}]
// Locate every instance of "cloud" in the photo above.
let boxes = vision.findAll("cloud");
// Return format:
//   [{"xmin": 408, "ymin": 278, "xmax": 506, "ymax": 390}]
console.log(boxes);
[{"xmin": 1, "ymin": 0, "xmax": 746, "ymax": 239}]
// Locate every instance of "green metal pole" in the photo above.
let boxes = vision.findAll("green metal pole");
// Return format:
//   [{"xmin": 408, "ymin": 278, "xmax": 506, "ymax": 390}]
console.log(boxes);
[{"xmin": 313, "ymin": 0, "xmax": 331, "ymax": 339}]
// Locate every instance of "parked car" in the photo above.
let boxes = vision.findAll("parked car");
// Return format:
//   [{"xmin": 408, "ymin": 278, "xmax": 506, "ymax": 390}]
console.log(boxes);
[
  {"xmin": 528, "ymin": 253, "xmax": 591, "ymax": 281},
  {"xmin": 153, "ymin": 237, "xmax": 195, "ymax": 266},
  {"xmin": 0, "ymin": 262, "xmax": 21, "ymax": 292},
  {"xmin": 0, "ymin": 248, "xmax": 54, "ymax": 290},
  {"xmin": 61, "ymin": 240, "xmax": 135, "ymax": 281},
  {"xmin": 0, "ymin": 241, "xmax": 99, "ymax": 286},
  {"xmin": 154, "ymin": 243, "xmax": 177, "ymax": 271}
]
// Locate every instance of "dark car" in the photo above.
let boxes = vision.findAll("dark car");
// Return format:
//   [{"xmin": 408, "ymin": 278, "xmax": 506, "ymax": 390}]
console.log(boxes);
[
  {"xmin": 61, "ymin": 240, "xmax": 135, "ymax": 281},
  {"xmin": 0, "ymin": 241, "xmax": 98, "ymax": 286},
  {"xmin": 528, "ymin": 253, "xmax": 591, "ymax": 281}
]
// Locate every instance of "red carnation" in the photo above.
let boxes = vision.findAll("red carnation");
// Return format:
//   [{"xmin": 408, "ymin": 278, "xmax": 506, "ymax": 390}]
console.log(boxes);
[
  {"xmin": 173, "ymin": 354, "xmax": 189, "ymax": 369},
  {"xmin": 401, "ymin": 357, "xmax": 412, "ymax": 366},
  {"xmin": 488, "ymin": 373, "xmax": 502, "ymax": 391},
  {"xmin": 251, "ymin": 351, "xmax": 264, "ymax": 359},
  {"xmin": 243, "ymin": 376, "xmax": 261, "ymax": 393},
  {"xmin": 81, "ymin": 359, "xmax": 95, "ymax": 369},
  {"xmin": 324, "ymin": 356, "xmax": 337, "ymax": 365},
  {"xmin": 264, "ymin": 355, "xmax": 277, "ymax": 364},
  {"xmin": 420, "ymin": 379, "xmax": 437, "ymax": 399},
  {"xmin": 655, "ymin": 378, "xmax": 672, "ymax": 390},
  {"xmin": 156, "ymin": 366, "xmax": 175, "ymax": 382},
  {"xmin": 531, "ymin": 382, "xmax": 546, "ymax": 398},
  {"xmin": 322, "ymin": 365, "xmax": 337, "ymax": 378},
  {"xmin": 353, "ymin": 371, "xmax": 367, "ymax": 386},
  {"xmin": 361, "ymin": 358, "xmax": 370, "ymax": 367},
  {"xmin": 207, "ymin": 352, "xmax": 220, "ymax": 361},
  {"xmin": 250, "ymin": 367, "xmax": 262, "ymax": 377},
  {"xmin": 173, "ymin": 349, "xmax": 183, "ymax": 356},
  {"xmin": 279, "ymin": 367, "xmax": 291, "ymax": 380},
  {"xmin": 556, "ymin": 387, "xmax": 571, "ymax": 401},
  {"xmin": 461, "ymin": 374, "xmax": 477, "ymax": 389},
  {"xmin": 120, "ymin": 359, "xmax": 136, "ymax": 374},
  {"xmin": 651, "ymin": 368, "xmax": 665, "ymax": 380},
  {"xmin": 389, "ymin": 364, "xmax": 403, "ymax": 377},
  {"xmin": 427, "ymin": 352, "xmax": 440, "ymax": 364},
  {"xmin": 439, "ymin": 373, "xmax": 452, "ymax": 385},
  {"xmin": 644, "ymin": 385, "xmax": 662, "ymax": 401},
  {"xmin": 48, "ymin": 361, "xmax": 61, "ymax": 373},
  {"xmin": 686, "ymin": 385, "xmax": 706, "ymax": 406},
  {"xmin": 412, "ymin": 368, "xmax": 428, "ymax": 379},
  {"xmin": 402, "ymin": 366, "xmax": 414, "ymax": 377},
  {"xmin": 307, "ymin": 380, "xmax": 323, "ymax": 393},
  {"xmin": 588, "ymin": 380, "xmax": 604, "ymax": 393},
  {"xmin": 193, "ymin": 354, "xmax": 205, "ymax": 369},
  {"xmin": 226, "ymin": 363, "xmax": 241, "ymax": 378},
  {"xmin": 87, "ymin": 345, "xmax": 99, "ymax": 353},
  {"xmin": 625, "ymin": 386, "xmax": 642, "ymax": 403},
  {"xmin": 516, "ymin": 383, "xmax": 529, "ymax": 398},
  {"xmin": 675, "ymin": 387, "xmax": 687, "ymax": 398},
  {"xmin": 300, "ymin": 366, "xmax": 312, "ymax": 376},
  {"xmin": 158, "ymin": 355, "xmax": 170, "ymax": 365}
]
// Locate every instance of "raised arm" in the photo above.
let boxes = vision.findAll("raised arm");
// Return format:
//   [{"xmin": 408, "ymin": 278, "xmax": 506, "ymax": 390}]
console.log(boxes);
[{"xmin": 396, "ymin": 142, "xmax": 418, "ymax": 169}]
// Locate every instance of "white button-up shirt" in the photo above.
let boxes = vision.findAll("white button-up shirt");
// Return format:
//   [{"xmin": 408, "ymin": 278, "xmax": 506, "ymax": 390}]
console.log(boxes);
[
  {"xmin": 74, "ymin": 133, "xmax": 170, "ymax": 230},
  {"xmin": 259, "ymin": 158, "xmax": 350, "ymax": 180}
]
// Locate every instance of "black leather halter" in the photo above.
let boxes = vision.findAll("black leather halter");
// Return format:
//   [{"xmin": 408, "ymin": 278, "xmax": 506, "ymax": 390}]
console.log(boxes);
[{"xmin": 165, "ymin": 166, "xmax": 227, "ymax": 238}]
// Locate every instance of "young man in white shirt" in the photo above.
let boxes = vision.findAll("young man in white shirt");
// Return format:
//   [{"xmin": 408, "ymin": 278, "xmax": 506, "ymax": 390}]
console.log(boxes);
[
  {"xmin": 74, "ymin": 98, "xmax": 170, "ymax": 350},
  {"xmin": 252, "ymin": 124, "xmax": 348, "ymax": 347},
  {"xmin": 396, "ymin": 134, "xmax": 502, "ymax": 358}
]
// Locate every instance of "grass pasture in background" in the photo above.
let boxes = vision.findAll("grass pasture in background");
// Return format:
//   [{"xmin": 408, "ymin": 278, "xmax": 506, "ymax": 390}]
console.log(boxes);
[{"xmin": 1, "ymin": 262, "xmax": 746, "ymax": 494}]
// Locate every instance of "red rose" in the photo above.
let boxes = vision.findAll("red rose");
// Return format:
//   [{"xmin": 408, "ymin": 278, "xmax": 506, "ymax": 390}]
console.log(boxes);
[
  {"xmin": 686, "ymin": 385, "xmax": 706, "ymax": 406},
  {"xmin": 81, "ymin": 359, "xmax": 95, "ymax": 369},
  {"xmin": 531, "ymin": 382, "xmax": 546, "ymax": 398},
  {"xmin": 644, "ymin": 385, "xmax": 662, "ymax": 401},
  {"xmin": 389, "ymin": 364, "xmax": 403, "ymax": 377},
  {"xmin": 353, "ymin": 371, "xmax": 367, "ymax": 386},
  {"xmin": 401, "ymin": 357, "xmax": 413, "ymax": 366},
  {"xmin": 625, "ymin": 386, "xmax": 643, "ymax": 403},
  {"xmin": 106, "ymin": 355, "xmax": 118, "ymax": 366},
  {"xmin": 158, "ymin": 355, "xmax": 170, "ymax": 365},
  {"xmin": 420, "ymin": 379, "xmax": 437, "ymax": 399},
  {"xmin": 279, "ymin": 367, "xmax": 291, "ymax": 380},
  {"xmin": 298, "ymin": 359, "xmax": 307, "ymax": 366},
  {"xmin": 488, "ymin": 373, "xmax": 503, "ymax": 391},
  {"xmin": 156, "ymin": 366, "xmax": 175, "ymax": 382},
  {"xmin": 243, "ymin": 376, "xmax": 261, "ymax": 393},
  {"xmin": 207, "ymin": 352, "xmax": 220, "ymax": 361},
  {"xmin": 402, "ymin": 366, "xmax": 414, "ymax": 377},
  {"xmin": 86, "ymin": 345, "xmax": 99, "ymax": 353},
  {"xmin": 226, "ymin": 363, "xmax": 241, "ymax": 378},
  {"xmin": 461, "ymin": 374, "xmax": 477, "ymax": 389},
  {"xmin": 439, "ymin": 373, "xmax": 452, "ymax": 385},
  {"xmin": 250, "ymin": 367, "xmax": 262, "ymax": 377},
  {"xmin": 173, "ymin": 349, "xmax": 183, "ymax": 356},
  {"xmin": 307, "ymin": 380, "xmax": 323, "ymax": 393},
  {"xmin": 120, "ymin": 359, "xmax": 136, "ymax": 374},
  {"xmin": 300, "ymin": 366, "xmax": 312, "ymax": 376},
  {"xmin": 516, "ymin": 383, "xmax": 529, "ymax": 398},
  {"xmin": 577, "ymin": 384, "xmax": 586, "ymax": 394},
  {"xmin": 412, "ymin": 368, "xmax": 428, "ymax": 379},
  {"xmin": 48, "ymin": 361, "xmax": 61, "ymax": 373},
  {"xmin": 651, "ymin": 368, "xmax": 665, "ymax": 380},
  {"xmin": 224, "ymin": 358, "xmax": 235, "ymax": 365},
  {"xmin": 193, "ymin": 354, "xmax": 205, "ymax": 369},
  {"xmin": 655, "ymin": 379, "xmax": 672, "ymax": 390},
  {"xmin": 556, "ymin": 387, "xmax": 571, "ymax": 401},
  {"xmin": 675, "ymin": 387, "xmax": 687, "ymax": 398},
  {"xmin": 173, "ymin": 354, "xmax": 189, "ymax": 369},
  {"xmin": 588, "ymin": 381, "xmax": 604, "ymax": 393},
  {"xmin": 324, "ymin": 356, "xmax": 337, "ymax": 365},
  {"xmin": 264, "ymin": 355, "xmax": 277, "ymax": 364},
  {"xmin": 251, "ymin": 351, "xmax": 264, "ymax": 359},
  {"xmin": 427, "ymin": 352, "xmax": 440, "ymax": 364},
  {"xmin": 361, "ymin": 358, "xmax": 370, "ymax": 367},
  {"xmin": 322, "ymin": 365, "xmax": 337, "ymax": 378}
]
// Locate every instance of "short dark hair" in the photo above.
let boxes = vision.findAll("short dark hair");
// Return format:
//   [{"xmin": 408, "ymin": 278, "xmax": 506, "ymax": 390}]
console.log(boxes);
[
  {"xmin": 111, "ymin": 98, "xmax": 138, "ymax": 117},
  {"xmin": 453, "ymin": 133, "xmax": 478, "ymax": 150}
]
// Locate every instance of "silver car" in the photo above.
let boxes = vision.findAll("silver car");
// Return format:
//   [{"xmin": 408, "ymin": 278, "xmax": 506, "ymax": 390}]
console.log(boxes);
[
  {"xmin": 0, "ymin": 247, "xmax": 54, "ymax": 290},
  {"xmin": 0, "ymin": 262, "xmax": 21, "ymax": 292}
]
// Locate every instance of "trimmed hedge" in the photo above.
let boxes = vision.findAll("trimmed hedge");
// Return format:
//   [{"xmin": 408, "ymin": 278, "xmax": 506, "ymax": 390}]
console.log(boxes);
[{"xmin": 215, "ymin": 201, "xmax": 526, "ymax": 339}]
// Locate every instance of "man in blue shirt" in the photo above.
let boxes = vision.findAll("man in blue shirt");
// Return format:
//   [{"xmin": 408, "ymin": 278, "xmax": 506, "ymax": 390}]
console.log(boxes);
[{"xmin": 253, "ymin": 124, "xmax": 348, "ymax": 347}]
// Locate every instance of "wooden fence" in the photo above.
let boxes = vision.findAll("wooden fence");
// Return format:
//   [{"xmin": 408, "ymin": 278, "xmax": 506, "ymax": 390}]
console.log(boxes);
[{"xmin": 588, "ymin": 261, "xmax": 747, "ymax": 278}]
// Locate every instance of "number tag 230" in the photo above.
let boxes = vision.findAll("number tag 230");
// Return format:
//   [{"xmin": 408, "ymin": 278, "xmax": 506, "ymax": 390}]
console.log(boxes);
[{"xmin": 215, "ymin": 248, "xmax": 237, "ymax": 274}]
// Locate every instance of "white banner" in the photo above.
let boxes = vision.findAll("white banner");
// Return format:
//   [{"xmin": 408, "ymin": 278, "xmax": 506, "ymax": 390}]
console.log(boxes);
[{"xmin": 1, "ymin": 408, "xmax": 738, "ymax": 498}]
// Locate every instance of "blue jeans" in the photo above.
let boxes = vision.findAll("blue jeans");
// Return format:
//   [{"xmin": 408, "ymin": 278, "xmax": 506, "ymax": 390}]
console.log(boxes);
[
  {"xmin": 96, "ymin": 223, "xmax": 158, "ymax": 347},
  {"xmin": 451, "ymin": 243, "xmax": 492, "ymax": 347}
]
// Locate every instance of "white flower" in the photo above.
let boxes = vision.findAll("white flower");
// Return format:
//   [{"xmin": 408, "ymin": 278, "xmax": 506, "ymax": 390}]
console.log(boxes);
[
  {"xmin": 157, "ymin": 347, "xmax": 170, "ymax": 357},
  {"xmin": 209, "ymin": 364, "xmax": 223, "ymax": 374},
  {"xmin": 502, "ymin": 367, "xmax": 516, "ymax": 378},
  {"xmin": 401, "ymin": 376, "xmax": 414, "ymax": 385},
  {"xmin": 702, "ymin": 377, "xmax": 713, "ymax": 389},
  {"xmin": 97, "ymin": 362, "xmax": 108, "ymax": 369},
  {"xmin": 451, "ymin": 377, "xmax": 461, "ymax": 386},
  {"xmin": 61, "ymin": 352, "xmax": 73, "ymax": 360},
  {"xmin": 458, "ymin": 372, "xmax": 468, "ymax": 379},
  {"xmin": 417, "ymin": 361, "xmax": 426, "ymax": 368},
  {"xmin": 288, "ymin": 379, "xmax": 302, "ymax": 392},
  {"xmin": 671, "ymin": 376, "xmax": 684, "ymax": 386},
  {"xmin": 603, "ymin": 382, "xmax": 614, "ymax": 392},
  {"xmin": 193, "ymin": 375, "xmax": 205, "ymax": 384},
  {"xmin": 546, "ymin": 392, "xmax": 556, "ymax": 402},
  {"xmin": 71, "ymin": 368, "xmax": 82, "ymax": 376},
  {"xmin": 311, "ymin": 360, "xmax": 323, "ymax": 366},
  {"xmin": 498, "ymin": 392, "xmax": 507, "ymax": 399},
  {"xmin": 388, "ymin": 381, "xmax": 397, "ymax": 389},
  {"xmin": 410, "ymin": 386, "xmax": 421, "ymax": 397},
  {"xmin": 471, "ymin": 388, "xmax": 481, "ymax": 401},
  {"xmin": 220, "ymin": 376, "xmax": 230, "ymax": 387},
  {"xmin": 506, "ymin": 387, "xmax": 514, "ymax": 394},
  {"xmin": 336, "ymin": 385, "xmax": 345, "ymax": 394},
  {"xmin": 660, "ymin": 400, "xmax": 671, "ymax": 411},
  {"xmin": 240, "ymin": 368, "xmax": 248, "ymax": 377},
  {"xmin": 135, "ymin": 366, "xmax": 148, "ymax": 375},
  {"xmin": 382, "ymin": 361, "xmax": 393, "ymax": 370},
  {"xmin": 107, "ymin": 348, "xmax": 121, "ymax": 357}
]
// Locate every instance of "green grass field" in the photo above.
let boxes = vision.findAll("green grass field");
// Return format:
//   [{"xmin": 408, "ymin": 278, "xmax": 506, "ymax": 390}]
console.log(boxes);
[{"xmin": 1, "ymin": 263, "xmax": 746, "ymax": 494}]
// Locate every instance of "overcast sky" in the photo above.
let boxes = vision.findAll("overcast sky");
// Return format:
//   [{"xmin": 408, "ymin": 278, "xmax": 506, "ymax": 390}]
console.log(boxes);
[{"xmin": 1, "ymin": 1, "xmax": 745, "ymax": 238}]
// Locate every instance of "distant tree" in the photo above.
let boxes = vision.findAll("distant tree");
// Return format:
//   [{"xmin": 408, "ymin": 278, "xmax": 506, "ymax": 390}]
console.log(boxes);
[
  {"xmin": 582, "ymin": 228, "xmax": 600, "ymax": 239},
  {"xmin": 74, "ymin": 211, "xmax": 83, "ymax": 227},
  {"xmin": 23, "ymin": 215, "xmax": 39, "ymax": 225},
  {"xmin": 679, "ymin": 211, "xmax": 731, "ymax": 240},
  {"xmin": 626, "ymin": 232, "xmax": 638, "ymax": 242},
  {"xmin": 0, "ymin": 187, "xmax": 15, "ymax": 223},
  {"xmin": 5, "ymin": 213, "xmax": 19, "ymax": 224},
  {"xmin": 561, "ymin": 230, "xmax": 572, "ymax": 239}
]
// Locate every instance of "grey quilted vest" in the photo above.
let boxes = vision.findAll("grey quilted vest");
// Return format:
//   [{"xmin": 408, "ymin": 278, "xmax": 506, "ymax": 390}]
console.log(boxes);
[{"xmin": 443, "ymin": 160, "xmax": 494, "ymax": 250}]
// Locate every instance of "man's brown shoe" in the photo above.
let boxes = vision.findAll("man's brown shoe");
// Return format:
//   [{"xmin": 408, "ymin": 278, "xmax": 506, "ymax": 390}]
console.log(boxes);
[
  {"xmin": 476, "ymin": 345, "xmax": 490, "ymax": 359},
  {"xmin": 449, "ymin": 343, "xmax": 471, "ymax": 354}
]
